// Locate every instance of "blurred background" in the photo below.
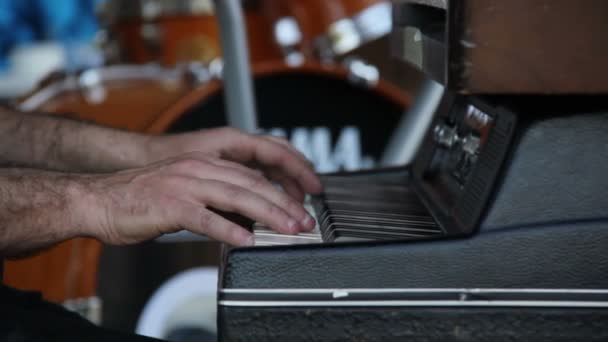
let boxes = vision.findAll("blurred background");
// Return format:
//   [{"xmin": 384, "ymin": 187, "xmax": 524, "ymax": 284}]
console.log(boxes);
[
  {"xmin": 0, "ymin": 0, "xmax": 103, "ymax": 98},
  {"xmin": 1, "ymin": 0, "xmax": 423, "ymax": 341}
]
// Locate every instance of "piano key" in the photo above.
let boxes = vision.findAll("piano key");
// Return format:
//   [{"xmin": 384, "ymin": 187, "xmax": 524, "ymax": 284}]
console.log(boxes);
[
  {"xmin": 253, "ymin": 198, "xmax": 322, "ymax": 246},
  {"xmin": 253, "ymin": 178, "xmax": 440, "ymax": 246}
]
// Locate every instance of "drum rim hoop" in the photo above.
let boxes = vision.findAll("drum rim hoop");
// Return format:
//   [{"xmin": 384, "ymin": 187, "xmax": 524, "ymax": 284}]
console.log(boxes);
[{"xmin": 18, "ymin": 64, "xmax": 187, "ymax": 112}]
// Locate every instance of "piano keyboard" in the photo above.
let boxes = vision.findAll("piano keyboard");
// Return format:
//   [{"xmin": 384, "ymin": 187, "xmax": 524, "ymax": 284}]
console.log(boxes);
[
  {"xmin": 253, "ymin": 202, "xmax": 323, "ymax": 246},
  {"xmin": 253, "ymin": 176, "xmax": 443, "ymax": 246}
]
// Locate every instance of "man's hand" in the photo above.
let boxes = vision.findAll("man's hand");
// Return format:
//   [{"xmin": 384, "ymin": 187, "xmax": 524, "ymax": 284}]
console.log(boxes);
[
  {"xmin": 145, "ymin": 128, "xmax": 322, "ymax": 202},
  {"xmin": 0, "ymin": 107, "xmax": 324, "ymax": 252},
  {"xmin": 80, "ymin": 152, "xmax": 317, "ymax": 247}
]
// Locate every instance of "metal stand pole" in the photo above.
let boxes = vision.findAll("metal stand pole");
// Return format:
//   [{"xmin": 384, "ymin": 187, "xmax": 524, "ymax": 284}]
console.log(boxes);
[
  {"xmin": 214, "ymin": 0, "xmax": 258, "ymax": 132},
  {"xmin": 381, "ymin": 77, "xmax": 444, "ymax": 166}
]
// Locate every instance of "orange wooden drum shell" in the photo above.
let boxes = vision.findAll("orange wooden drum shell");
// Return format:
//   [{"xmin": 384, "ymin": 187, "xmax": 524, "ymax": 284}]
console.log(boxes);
[
  {"xmin": 338, "ymin": 0, "xmax": 387, "ymax": 15},
  {"xmin": 260, "ymin": 0, "xmax": 388, "ymax": 60},
  {"xmin": 113, "ymin": 13, "xmax": 281, "ymax": 66},
  {"xmin": 262, "ymin": 0, "xmax": 348, "ymax": 37},
  {"xmin": 33, "ymin": 80, "xmax": 194, "ymax": 131},
  {"xmin": 3, "ymin": 240, "xmax": 101, "ymax": 303}
]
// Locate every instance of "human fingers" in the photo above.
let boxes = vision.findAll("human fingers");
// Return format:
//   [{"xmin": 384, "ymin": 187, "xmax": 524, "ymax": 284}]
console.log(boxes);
[
  {"xmin": 175, "ymin": 202, "xmax": 254, "ymax": 246},
  {"xmin": 179, "ymin": 179, "xmax": 304, "ymax": 235},
  {"xmin": 164, "ymin": 155, "xmax": 314, "ymax": 230},
  {"xmin": 221, "ymin": 134, "xmax": 323, "ymax": 194},
  {"xmin": 263, "ymin": 135, "xmax": 313, "ymax": 167},
  {"xmin": 264, "ymin": 168, "xmax": 306, "ymax": 203}
]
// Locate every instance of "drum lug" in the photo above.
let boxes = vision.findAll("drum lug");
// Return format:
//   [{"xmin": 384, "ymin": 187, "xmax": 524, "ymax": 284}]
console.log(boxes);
[
  {"xmin": 314, "ymin": 19, "xmax": 361, "ymax": 63},
  {"xmin": 353, "ymin": 1, "xmax": 393, "ymax": 44},
  {"xmin": 183, "ymin": 62, "xmax": 213, "ymax": 85},
  {"xmin": 343, "ymin": 57, "xmax": 380, "ymax": 88},
  {"xmin": 208, "ymin": 58, "xmax": 224, "ymax": 80},
  {"xmin": 78, "ymin": 69, "xmax": 107, "ymax": 104},
  {"xmin": 315, "ymin": 18, "xmax": 362, "ymax": 62},
  {"xmin": 273, "ymin": 17, "xmax": 305, "ymax": 66}
]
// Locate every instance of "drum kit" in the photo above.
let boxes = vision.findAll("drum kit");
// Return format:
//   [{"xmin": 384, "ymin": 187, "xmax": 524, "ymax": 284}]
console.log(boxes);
[{"xmin": 4, "ymin": 0, "xmax": 412, "ymax": 338}]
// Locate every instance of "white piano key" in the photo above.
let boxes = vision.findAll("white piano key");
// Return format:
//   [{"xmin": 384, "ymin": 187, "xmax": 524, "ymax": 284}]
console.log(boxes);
[{"xmin": 253, "ymin": 198, "xmax": 323, "ymax": 246}]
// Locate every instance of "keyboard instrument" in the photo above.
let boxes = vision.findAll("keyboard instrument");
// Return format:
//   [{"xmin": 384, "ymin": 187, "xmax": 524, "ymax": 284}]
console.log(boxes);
[
  {"xmin": 251, "ymin": 94, "xmax": 513, "ymax": 247},
  {"xmin": 218, "ymin": 93, "xmax": 608, "ymax": 341},
  {"xmin": 217, "ymin": 0, "xmax": 608, "ymax": 340},
  {"xmin": 253, "ymin": 176, "xmax": 439, "ymax": 246}
]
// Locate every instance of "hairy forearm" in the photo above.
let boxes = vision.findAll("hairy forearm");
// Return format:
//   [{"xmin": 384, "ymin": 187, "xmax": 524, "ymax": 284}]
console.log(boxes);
[
  {"xmin": 0, "ymin": 168, "xmax": 93, "ymax": 256},
  {"xmin": 0, "ymin": 107, "xmax": 150, "ymax": 172}
]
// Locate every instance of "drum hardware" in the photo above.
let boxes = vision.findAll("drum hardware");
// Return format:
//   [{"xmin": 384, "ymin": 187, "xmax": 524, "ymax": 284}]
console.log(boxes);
[
  {"xmin": 19, "ymin": 64, "xmax": 194, "ymax": 112},
  {"xmin": 312, "ymin": 19, "xmax": 362, "ymax": 64},
  {"xmin": 182, "ymin": 62, "xmax": 214, "ymax": 85},
  {"xmin": 343, "ymin": 57, "xmax": 380, "ymax": 88},
  {"xmin": 311, "ymin": 1, "xmax": 392, "ymax": 62},
  {"xmin": 207, "ymin": 58, "xmax": 224, "ymax": 79},
  {"xmin": 260, "ymin": 0, "xmax": 392, "ymax": 65},
  {"xmin": 352, "ymin": 1, "xmax": 392, "ymax": 46},
  {"xmin": 101, "ymin": 0, "xmax": 280, "ymax": 66},
  {"xmin": 79, "ymin": 70, "xmax": 108, "ymax": 105},
  {"xmin": 324, "ymin": 18, "xmax": 362, "ymax": 57},
  {"xmin": 273, "ymin": 17, "xmax": 305, "ymax": 66},
  {"xmin": 214, "ymin": 0, "xmax": 258, "ymax": 132}
]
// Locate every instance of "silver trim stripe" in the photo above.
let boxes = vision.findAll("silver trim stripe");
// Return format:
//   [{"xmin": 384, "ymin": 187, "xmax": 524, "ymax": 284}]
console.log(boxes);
[
  {"xmin": 219, "ymin": 288, "xmax": 608, "ymax": 308},
  {"xmin": 222, "ymin": 288, "xmax": 608, "ymax": 294},
  {"xmin": 219, "ymin": 300, "xmax": 608, "ymax": 308}
]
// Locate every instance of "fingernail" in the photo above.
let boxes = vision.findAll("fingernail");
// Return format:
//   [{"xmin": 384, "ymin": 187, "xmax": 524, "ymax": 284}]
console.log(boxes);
[
  {"xmin": 244, "ymin": 235, "xmax": 255, "ymax": 246},
  {"xmin": 287, "ymin": 218, "xmax": 299, "ymax": 233},
  {"xmin": 302, "ymin": 215, "xmax": 315, "ymax": 230}
]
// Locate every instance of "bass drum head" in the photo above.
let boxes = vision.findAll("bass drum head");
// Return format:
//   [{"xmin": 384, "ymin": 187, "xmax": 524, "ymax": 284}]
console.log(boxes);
[{"xmin": 165, "ymin": 64, "xmax": 410, "ymax": 172}]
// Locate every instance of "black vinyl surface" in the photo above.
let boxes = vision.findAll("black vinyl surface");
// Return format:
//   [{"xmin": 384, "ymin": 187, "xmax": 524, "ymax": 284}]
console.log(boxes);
[
  {"xmin": 221, "ymin": 220, "xmax": 608, "ymax": 289},
  {"xmin": 219, "ymin": 97, "xmax": 608, "ymax": 341},
  {"xmin": 220, "ymin": 306, "xmax": 608, "ymax": 342}
]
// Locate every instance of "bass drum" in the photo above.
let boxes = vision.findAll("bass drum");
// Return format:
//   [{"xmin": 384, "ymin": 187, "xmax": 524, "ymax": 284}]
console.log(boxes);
[
  {"xmin": 152, "ymin": 61, "xmax": 410, "ymax": 172},
  {"xmin": 261, "ymin": 0, "xmax": 392, "ymax": 61},
  {"xmin": 4, "ymin": 64, "xmax": 201, "ymax": 323},
  {"xmin": 101, "ymin": 0, "xmax": 281, "ymax": 65}
]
